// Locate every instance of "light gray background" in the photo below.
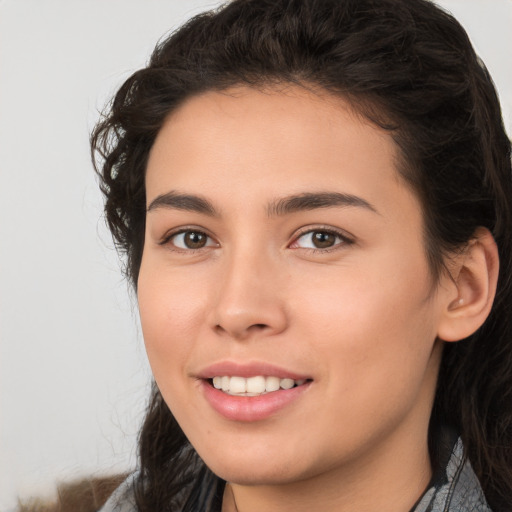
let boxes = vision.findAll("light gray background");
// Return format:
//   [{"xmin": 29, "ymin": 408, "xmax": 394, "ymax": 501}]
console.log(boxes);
[{"xmin": 0, "ymin": 1, "xmax": 510, "ymax": 510}]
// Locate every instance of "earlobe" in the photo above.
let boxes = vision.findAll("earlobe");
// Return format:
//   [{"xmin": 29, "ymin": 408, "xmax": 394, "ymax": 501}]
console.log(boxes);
[{"xmin": 437, "ymin": 227, "xmax": 499, "ymax": 342}]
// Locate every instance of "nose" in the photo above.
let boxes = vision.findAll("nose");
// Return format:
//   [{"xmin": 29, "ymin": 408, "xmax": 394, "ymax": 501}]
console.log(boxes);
[{"xmin": 208, "ymin": 249, "xmax": 288, "ymax": 341}]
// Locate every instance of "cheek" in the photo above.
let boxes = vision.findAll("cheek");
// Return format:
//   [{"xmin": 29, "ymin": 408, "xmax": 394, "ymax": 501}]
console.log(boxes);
[
  {"xmin": 294, "ymin": 249, "xmax": 433, "ymax": 338},
  {"xmin": 296, "ymin": 281, "xmax": 434, "ymax": 372},
  {"xmin": 291, "ymin": 250, "xmax": 438, "ymax": 397},
  {"xmin": 288, "ymin": 270, "xmax": 439, "ymax": 458},
  {"xmin": 137, "ymin": 259, "xmax": 208, "ymax": 374}
]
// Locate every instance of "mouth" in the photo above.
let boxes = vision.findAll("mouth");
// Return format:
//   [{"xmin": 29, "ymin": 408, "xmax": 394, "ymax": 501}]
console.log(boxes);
[
  {"xmin": 208, "ymin": 375, "xmax": 310, "ymax": 396},
  {"xmin": 201, "ymin": 374, "xmax": 312, "ymax": 421},
  {"xmin": 197, "ymin": 362, "xmax": 313, "ymax": 420}
]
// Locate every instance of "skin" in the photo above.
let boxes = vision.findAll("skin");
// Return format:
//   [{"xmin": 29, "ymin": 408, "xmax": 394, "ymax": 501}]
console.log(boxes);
[{"xmin": 138, "ymin": 85, "xmax": 463, "ymax": 512}]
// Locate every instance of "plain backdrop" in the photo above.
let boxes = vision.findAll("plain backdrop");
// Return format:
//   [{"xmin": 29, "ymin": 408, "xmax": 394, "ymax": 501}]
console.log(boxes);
[{"xmin": 0, "ymin": 0, "xmax": 510, "ymax": 510}]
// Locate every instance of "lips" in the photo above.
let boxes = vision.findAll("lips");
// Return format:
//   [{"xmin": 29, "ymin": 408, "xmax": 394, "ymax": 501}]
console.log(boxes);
[
  {"xmin": 197, "ymin": 361, "xmax": 312, "ymax": 421},
  {"xmin": 197, "ymin": 361, "xmax": 310, "ymax": 381}
]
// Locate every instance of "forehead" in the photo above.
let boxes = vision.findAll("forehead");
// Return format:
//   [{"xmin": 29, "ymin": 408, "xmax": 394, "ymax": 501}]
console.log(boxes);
[
  {"xmin": 145, "ymin": 85, "xmax": 413, "ymax": 221},
  {"xmin": 148, "ymin": 86, "xmax": 398, "ymax": 185}
]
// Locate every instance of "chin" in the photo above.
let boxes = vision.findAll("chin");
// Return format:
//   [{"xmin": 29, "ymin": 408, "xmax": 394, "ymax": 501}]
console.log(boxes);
[
  {"xmin": 209, "ymin": 463, "xmax": 303, "ymax": 486},
  {"xmin": 198, "ymin": 444, "xmax": 321, "ymax": 487}
]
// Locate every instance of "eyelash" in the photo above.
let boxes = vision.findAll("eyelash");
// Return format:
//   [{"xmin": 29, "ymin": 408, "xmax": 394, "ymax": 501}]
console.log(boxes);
[
  {"xmin": 289, "ymin": 227, "xmax": 354, "ymax": 253},
  {"xmin": 159, "ymin": 226, "xmax": 354, "ymax": 253},
  {"xmin": 159, "ymin": 228, "xmax": 218, "ymax": 252}
]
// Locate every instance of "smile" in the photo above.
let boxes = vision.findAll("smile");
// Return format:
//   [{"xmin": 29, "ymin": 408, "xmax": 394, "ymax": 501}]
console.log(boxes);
[
  {"xmin": 202, "ymin": 376, "xmax": 312, "ymax": 422},
  {"xmin": 211, "ymin": 375, "xmax": 307, "ymax": 396}
]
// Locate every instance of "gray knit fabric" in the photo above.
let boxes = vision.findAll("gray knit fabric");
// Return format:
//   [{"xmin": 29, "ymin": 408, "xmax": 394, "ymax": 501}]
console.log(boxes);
[
  {"xmin": 413, "ymin": 438, "xmax": 491, "ymax": 512},
  {"xmin": 99, "ymin": 438, "xmax": 492, "ymax": 512}
]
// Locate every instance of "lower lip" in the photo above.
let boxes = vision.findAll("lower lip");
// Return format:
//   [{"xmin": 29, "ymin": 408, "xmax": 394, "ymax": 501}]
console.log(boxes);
[{"xmin": 201, "ymin": 380, "xmax": 311, "ymax": 422}]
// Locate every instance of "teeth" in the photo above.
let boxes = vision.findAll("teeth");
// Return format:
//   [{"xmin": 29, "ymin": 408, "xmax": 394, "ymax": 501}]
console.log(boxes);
[
  {"xmin": 265, "ymin": 376, "xmax": 280, "ymax": 392},
  {"xmin": 280, "ymin": 378, "xmax": 294, "ymax": 390},
  {"xmin": 247, "ymin": 376, "xmax": 266, "ymax": 393},
  {"xmin": 211, "ymin": 375, "xmax": 307, "ymax": 395},
  {"xmin": 229, "ymin": 376, "xmax": 246, "ymax": 394}
]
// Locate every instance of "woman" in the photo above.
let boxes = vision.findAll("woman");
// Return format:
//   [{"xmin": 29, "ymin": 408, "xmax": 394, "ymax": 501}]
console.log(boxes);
[{"xmin": 91, "ymin": 0, "xmax": 512, "ymax": 510}]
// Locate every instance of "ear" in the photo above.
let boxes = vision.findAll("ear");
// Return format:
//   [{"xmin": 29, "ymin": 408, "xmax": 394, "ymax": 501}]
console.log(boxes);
[{"xmin": 436, "ymin": 227, "xmax": 499, "ymax": 342}]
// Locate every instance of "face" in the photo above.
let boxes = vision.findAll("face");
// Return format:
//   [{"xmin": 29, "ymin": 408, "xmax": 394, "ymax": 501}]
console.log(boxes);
[{"xmin": 138, "ymin": 86, "xmax": 449, "ymax": 487}]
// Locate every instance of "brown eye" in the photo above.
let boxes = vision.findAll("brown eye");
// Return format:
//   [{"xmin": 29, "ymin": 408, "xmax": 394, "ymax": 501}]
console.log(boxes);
[
  {"xmin": 292, "ymin": 229, "xmax": 349, "ymax": 251},
  {"xmin": 170, "ymin": 230, "xmax": 215, "ymax": 250},
  {"xmin": 184, "ymin": 231, "xmax": 207, "ymax": 249},
  {"xmin": 311, "ymin": 231, "xmax": 336, "ymax": 248}
]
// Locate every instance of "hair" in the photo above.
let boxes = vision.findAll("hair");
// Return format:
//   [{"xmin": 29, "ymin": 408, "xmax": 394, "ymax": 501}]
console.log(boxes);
[
  {"xmin": 16, "ymin": 475, "xmax": 128, "ymax": 512},
  {"xmin": 91, "ymin": 0, "xmax": 512, "ymax": 510}
]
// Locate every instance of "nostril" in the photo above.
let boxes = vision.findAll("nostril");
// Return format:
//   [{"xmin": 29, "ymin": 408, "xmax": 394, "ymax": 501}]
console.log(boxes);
[
  {"xmin": 214, "ymin": 324, "xmax": 226, "ymax": 334},
  {"xmin": 213, "ymin": 322, "xmax": 270, "ymax": 339}
]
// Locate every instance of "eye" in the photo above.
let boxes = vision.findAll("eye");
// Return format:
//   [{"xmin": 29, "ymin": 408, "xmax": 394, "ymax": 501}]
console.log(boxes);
[
  {"xmin": 290, "ymin": 229, "xmax": 351, "ymax": 250},
  {"xmin": 165, "ymin": 230, "xmax": 217, "ymax": 250}
]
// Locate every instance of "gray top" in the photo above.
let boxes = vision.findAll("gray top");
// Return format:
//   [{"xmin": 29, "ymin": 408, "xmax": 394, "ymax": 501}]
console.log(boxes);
[
  {"xmin": 100, "ymin": 438, "xmax": 492, "ymax": 512},
  {"xmin": 413, "ymin": 438, "xmax": 491, "ymax": 512}
]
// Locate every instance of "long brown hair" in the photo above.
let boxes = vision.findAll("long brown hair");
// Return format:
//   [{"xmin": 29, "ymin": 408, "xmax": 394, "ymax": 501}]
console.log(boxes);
[{"xmin": 91, "ymin": 0, "xmax": 512, "ymax": 510}]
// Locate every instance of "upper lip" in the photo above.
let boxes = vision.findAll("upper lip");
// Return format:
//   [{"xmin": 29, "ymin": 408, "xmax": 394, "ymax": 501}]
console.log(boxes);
[{"xmin": 196, "ymin": 361, "xmax": 311, "ymax": 380}]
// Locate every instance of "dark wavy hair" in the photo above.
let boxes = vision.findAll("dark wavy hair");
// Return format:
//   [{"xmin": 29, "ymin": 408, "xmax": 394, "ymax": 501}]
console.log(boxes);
[{"xmin": 91, "ymin": 0, "xmax": 512, "ymax": 510}]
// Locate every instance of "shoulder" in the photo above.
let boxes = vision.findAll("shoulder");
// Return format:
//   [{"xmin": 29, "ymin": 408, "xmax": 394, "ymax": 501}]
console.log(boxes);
[
  {"xmin": 98, "ymin": 472, "xmax": 138, "ymax": 512},
  {"xmin": 414, "ymin": 437, "xmax": 492, "ymax": 512}
]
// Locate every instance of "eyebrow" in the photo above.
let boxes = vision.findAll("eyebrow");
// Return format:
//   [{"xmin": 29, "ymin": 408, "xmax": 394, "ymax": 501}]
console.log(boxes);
[
  {"xmin": 147, "ymin": 191, "xmax": 218, "ymax": 216},
  {"xmin": 267, "ymin": 192, "xmax": 378, "ymax": 216},
  {"xmin": 146, "ymin": 190, "xmax": 378, "ymax": 217}
]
